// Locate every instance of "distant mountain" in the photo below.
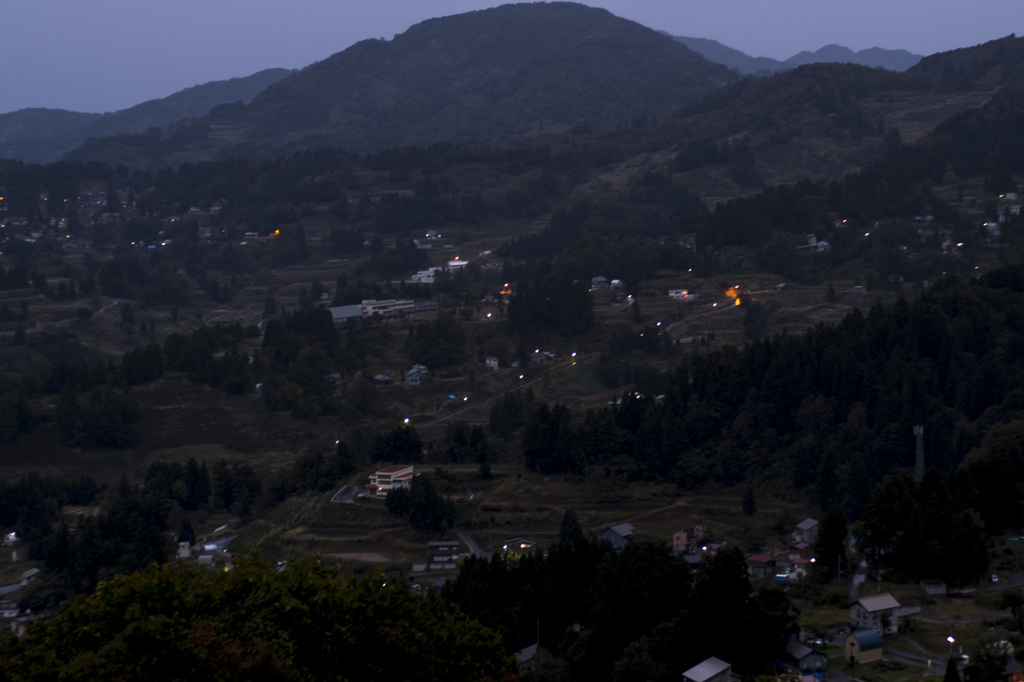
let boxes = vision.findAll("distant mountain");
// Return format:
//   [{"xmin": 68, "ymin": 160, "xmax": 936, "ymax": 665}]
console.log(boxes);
[
  {"xmin": 0, "ymin": 68, "xmax": 292, "ymax": 163},
  {"xmin": 784, "ymin": 44, "xmax": 922, "ymax": 71},
  {"xmin": 0, "ymin": 109, "xmax": 102, "ymax": 164},
  {"xmin": 671, "ymin": 36, "xmax": 922, "ymax": 75},
  {"xmin": 669, "ymin": 36, "xmax": 787, "ymax": 74},
  {"xmin": 63, "ymin": 2, "xmax": 738, "ymax": 166}
]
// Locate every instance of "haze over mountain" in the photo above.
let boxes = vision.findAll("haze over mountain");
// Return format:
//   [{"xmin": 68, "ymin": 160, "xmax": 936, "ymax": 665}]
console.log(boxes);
[{"xmin": 670, "ymin": 35, "xmax": 922, "ymax": 75}]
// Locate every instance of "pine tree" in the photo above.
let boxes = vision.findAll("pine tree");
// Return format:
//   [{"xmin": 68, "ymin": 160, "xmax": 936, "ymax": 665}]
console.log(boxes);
[{"xmin": 943, "ymin": 654, "xmax": 961, "ymax": 682}]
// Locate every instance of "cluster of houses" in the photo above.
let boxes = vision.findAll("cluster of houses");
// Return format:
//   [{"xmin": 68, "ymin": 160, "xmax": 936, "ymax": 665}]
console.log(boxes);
[
  {"xmin": 348, "ymin": 478, "xmax": 1009, "ymax": 679},
  {"xmin": 351, "ymin": 344, "xmax": 556, "ymax": 390},
  {"xmin": 0, "ymin": 568, "xmax": 44, "ymax": 637}
]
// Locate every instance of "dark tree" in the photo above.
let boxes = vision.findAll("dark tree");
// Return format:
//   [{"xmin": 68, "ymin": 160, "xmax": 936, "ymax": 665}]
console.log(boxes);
[
  {"xmin": 944, "ymin": 655, "xmax": 961, "ymax": 682},
  {"xmin": 742, "ymin": 486, "xmax": 756, "ymax": 516},
  {"xmin": 813, "ymin": 505, "xmax": 849, "ymax": 583},
  {"xmin": 559, "ymin": 509, "xmax": 584, "ymax": 547}
]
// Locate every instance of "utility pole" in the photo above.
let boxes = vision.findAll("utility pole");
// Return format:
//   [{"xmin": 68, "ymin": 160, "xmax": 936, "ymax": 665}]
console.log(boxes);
[{"xmin": 914, "ymin": 425, "xmax": 925, "ymax": 486}]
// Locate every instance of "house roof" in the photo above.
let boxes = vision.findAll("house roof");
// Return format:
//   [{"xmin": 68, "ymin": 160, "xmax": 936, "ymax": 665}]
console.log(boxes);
[
  {"xmin": 329, "ymin": 304, "xmax": 362, "ymax": 320},
  {"xmin": 857, "ymin": 593, "xmax": 900, "ymax": 612},
  {"xmin": 797, "ymin": 518, "xmax": 819, "ymax": 531},
  {"xmin": 600, "ymin": 528, "xmax": 628, "ymax": 551},
  {"xmin": 683, "ymin": 656, "xmax": 731, "ymax": 682},
  {"xmin": 608, "ymin": 522, "xmax": 634, "ymax": 538},
  {"xmin": 848, "ymin": 629, "xmax": 883, "ymax": 651},
  {"xmin": 515, "ymin": 642, "xmax": 538, "ymax": 663},
  {"xmin": 748, "ymin": 554, "xmax": 773, "ymax": 563},
  {"xmin": 377, "ymin": 465, "xmax": 414, "ymax": 474},
  {"xmin": 784, "ymin": 640, "xmax": 821, "ymax": 661}
]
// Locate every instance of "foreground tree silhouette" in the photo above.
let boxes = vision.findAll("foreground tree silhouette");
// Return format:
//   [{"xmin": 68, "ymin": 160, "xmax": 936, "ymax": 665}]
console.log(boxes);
[{"xmin": 5, "ymin": 555, "xmax": 515, "ymax": 682}]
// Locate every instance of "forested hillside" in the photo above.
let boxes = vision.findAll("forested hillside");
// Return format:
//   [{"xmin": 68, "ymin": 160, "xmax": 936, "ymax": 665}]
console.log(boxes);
[{"xmin": 62, "ymin": 2, "xmax": 738, "ymax": 166}]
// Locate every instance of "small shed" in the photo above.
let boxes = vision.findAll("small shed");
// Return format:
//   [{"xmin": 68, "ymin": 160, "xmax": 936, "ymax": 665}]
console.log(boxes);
[{"xmin": 845, "ymin": 628, "xmax": 883, "ymax": 664}]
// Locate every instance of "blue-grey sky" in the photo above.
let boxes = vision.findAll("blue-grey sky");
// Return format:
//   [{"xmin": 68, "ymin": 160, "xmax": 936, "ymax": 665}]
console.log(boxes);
[{"xmin": 2, "ymin": 0, "xmax": 1020, "ymax": 114}]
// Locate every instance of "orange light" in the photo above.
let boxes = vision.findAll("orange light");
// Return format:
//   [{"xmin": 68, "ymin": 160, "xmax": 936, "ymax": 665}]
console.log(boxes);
[{"xmin": 735, "ymin": 298, "xmax": 741, "ymax": 306}]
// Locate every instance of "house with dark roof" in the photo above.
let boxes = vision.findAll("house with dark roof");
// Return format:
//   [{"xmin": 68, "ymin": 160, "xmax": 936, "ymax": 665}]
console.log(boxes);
[
  {"xmin": 790, "ymin": 518, "xmax": 819, "ymax": 559},
  {"xmin": 599, "ymin": 522, "xmax": 634, "ymax": 552},
  {"xmin": 427, "ymin": 540, "xmax": 460, "ymax": 570},
  {"xmin": 781, "ymin": 640, "xmax": 827, "ymax": 680},
  {"xmin": 746, "ymin": 554, "xmax": 775, "ymax": 579},
  {"xmin": 851, "ymin": 593, "xmax": 901, "ymax": 635}
]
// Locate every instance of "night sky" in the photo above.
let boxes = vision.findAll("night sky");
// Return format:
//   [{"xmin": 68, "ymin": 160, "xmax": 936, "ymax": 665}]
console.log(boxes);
[{"xmin": 3, "ymin": 0, "xmax": 1020, "ymax": 114}]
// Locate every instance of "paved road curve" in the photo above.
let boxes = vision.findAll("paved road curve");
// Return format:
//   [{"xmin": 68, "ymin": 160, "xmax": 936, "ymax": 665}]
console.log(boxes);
[{"xmin": 455, "ymin": 529, "xmax": 487, "ymax": 558}]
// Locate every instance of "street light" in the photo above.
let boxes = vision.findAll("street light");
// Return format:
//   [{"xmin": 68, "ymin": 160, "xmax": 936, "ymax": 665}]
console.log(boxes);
[{"xmin": 948, "ymin": 635, "xmax": 955, "ymax": 656}]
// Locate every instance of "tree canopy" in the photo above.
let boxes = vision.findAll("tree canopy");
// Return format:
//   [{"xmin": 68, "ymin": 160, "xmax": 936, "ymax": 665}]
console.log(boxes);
[{"xmin": 4, "ymin": 555, "xmax": 515, "ymax": 682}]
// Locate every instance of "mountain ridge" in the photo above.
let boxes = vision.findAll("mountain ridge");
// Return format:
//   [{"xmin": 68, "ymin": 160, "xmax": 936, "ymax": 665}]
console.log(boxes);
[
  {"xmin": 60, "ymin": 3, "xmax": 739, "ymax": 166},
  {"xmin": 0, "ymin": 68, "xmax": 293, "ymax": 163},
  {"xmin": 670, "ymin": 35, "xmax": 922, "ymax": 74}
]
